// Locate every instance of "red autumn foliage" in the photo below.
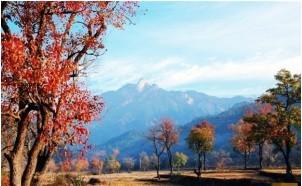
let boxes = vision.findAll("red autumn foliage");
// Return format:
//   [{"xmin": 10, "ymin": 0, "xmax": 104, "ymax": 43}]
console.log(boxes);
[
  {"xmin": 90, "ymin": 156, "xmax": 104, "ymax": 174},
  {"xmin": 1, "ymin": 2, "xmax": 137, "ymax": 186},
  {"xmin": 158, "ymin": 118, "xmax": 179, "ymax": 146},
  {"xmin": 158, "ymin": 118, "xmax": 179, "ymax": 175},
  {"xmin": 231, "ymin": 120, "xmax": 255, "ymax": 169}
]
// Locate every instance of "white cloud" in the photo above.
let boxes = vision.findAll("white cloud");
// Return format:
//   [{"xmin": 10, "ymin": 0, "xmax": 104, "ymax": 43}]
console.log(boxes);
[
  {"xmin": 144, "ymin": 2, "xmax": 300, "ymax": 56},
  {"xmin": 85, "ymin": 54, "xmax": 301, "ymax": 96},
  {"xmin": 152, "ymin": 55, "xmax": 301, "ymax": 88},
  {"xmin": 83, "ymin": 2, "xmax": 300, "ymax": 97}
]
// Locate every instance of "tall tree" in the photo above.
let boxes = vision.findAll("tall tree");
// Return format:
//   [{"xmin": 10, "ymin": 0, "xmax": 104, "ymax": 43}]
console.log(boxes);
[
  {"xmin": 231, "ymin": 120, "xmax": 254, "ymax": 169},
  {"xmin": 147, "ymin": 126, "xmax": 165, "ymax": 180},
  {"xmin": 259, "ymin": 69, "xmax": 300, "ymax": 177},
  {"xmin": 158, "ymin": 118, "xmax": 179, "ymax": 175},
  {"xmin": 243, "ymin": 103, "xmax": 273, "ymax": 169},
  {"xmin": 187, "ymin": 121, "xmax": 215, "ymax": 178},
  {"xmin": 1, "ymin": 2, "xmax": 137, "ymax": 186}
]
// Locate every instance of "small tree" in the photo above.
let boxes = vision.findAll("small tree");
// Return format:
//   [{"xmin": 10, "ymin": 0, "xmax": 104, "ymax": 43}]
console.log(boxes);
[
  {"xmin": 149, "ymin": 153, "xmax": 158, "ymax": 170},
  {"xmin": 58, "ymin": 149, "xmax": 73, "ymax": 172},
  {"xmin": 47, "ymin": 159, "xmax": 58, "ymax": 172},
  {"xmin": 187, "ymin": 121, "xmax": 214, "ymax": 178},
  {"xmin": 158, "ymin": 118, "xmax": 179, "ymax": 175},
  {"xmin": 147, "ymin": 125, "xmax": 165, "ymax": 180},
  {"xmin": 173, "ymin": 152, "xmax": 188, "ymax": 172},
  {"xmin": 123, "ymin": 157, "xmax": 135, "ymax": 172},
  {"xmin": 105, "ymin": 149, "xmax": 121, "ymax": 173},
  {"xmin": 139, "ymin": 152, "xmax": 150, "ymax": 171},
  {"xmin": 105, "ymin": 159, "xmax": 121, "ymax": 173},
  {"xmin": 74, "ymin": 158, "xmax": 89, "ymax": 172},
  {"xmin": 90, "ymin": 157, "xmax": 104, "ymax": 174},
  {"xmin": 60, "ymin": 161, "xmax": 72, "ymax": 172},
  {"xmin": 231, "ymin": 120, "xmax": 255, "ymax": 169},
  {"xmin": 213, "ymin": 150, "xmax": 232, "ymax": 170}
]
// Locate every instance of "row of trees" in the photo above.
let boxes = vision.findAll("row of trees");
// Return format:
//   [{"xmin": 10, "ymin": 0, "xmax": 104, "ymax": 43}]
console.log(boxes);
[
  {"xmin": 232, "ymin": 69, "xmax": 300, "ymax": 178},
  {"xmin": 147, "ymin": 119, "xmax": 215, "ymax": 179},
  {"xmin": 47, "ymin": 149, "xmax": 189, "ymax": 174},
  {"xmin": 145, "ymin": 69, "xmax": 300, "ymax": 180}
]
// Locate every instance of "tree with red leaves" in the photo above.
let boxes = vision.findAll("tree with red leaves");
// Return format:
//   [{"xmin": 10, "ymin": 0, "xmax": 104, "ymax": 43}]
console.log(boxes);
[
  {"xmin": 158, "ymin": 118, "xmax": 179, "ymax": 175},
  {"xmin": 90, "ymin": 156, "xmax": 104, "ymax": 174},
  {"xmin": 147, "ymin": 124, "xmax": 165, "ymax": 180},
  {"xmin": 231, "ymin": 120, "xmax": 255, "ymax": 169},
  {"xmin": 243, "ymin": 103, "xmax": 273, "ymax": 169},
  {"xmin": 187, "ymin": 121, "xmax": 215, "ymax": 178},
  {"xmin": 1, "ymin": 2, "xmax": 137, "ymax": 186}
]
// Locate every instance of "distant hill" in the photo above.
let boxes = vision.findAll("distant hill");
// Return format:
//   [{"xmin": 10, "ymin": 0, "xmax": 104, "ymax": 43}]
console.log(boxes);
[
  {"xmin": 95, "ymin": 102, "xmax": 255, "ymax": 158},
  {"xmin": 89, "ymin": 79, "xmax": 253, "ymax": 145}
]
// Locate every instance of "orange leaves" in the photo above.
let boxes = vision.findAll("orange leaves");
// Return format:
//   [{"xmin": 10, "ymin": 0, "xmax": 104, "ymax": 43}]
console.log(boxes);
[
  {"xmin": 159, "ymin": 118, "xmax": 179, "ymax": 146},
  {"xmin": 91, "ymin": 156, "xmax": 104, "ymax": 173},
  {"xmin": 74, "ymin": 157, "xmax": 89, "ymax": 172},
  {"xmin": 1, "ymin": 35, "xmax": 26, "ymax": 86},
  {"xmin": 1, "ymin": 2, "xmax": 136, "ymax": 156},
  {"xmin": 98, "ymin": 2, "xmax": 108, "ymax": 9},
  {"xmin": 258, "ymin": 103, "xmax": 273, "ymax": 115},
  {"xmin": 187, "ymin": 120, "xmax": 215, "ymax": 153},
  {"xmin": 231, "ymin": 120, "xmax": 254, "ymax": 153}
]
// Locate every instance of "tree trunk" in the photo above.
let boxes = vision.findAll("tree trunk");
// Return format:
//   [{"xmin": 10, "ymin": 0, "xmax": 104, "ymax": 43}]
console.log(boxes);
[
  {"xmin": 22, "ymin": 140, "xmax": 44, "ymax": 186},
  {"xmin": 5, "ymin": 154, "xmax": 22, "ymax": 186},
  {"xmin": 285, "ymin": 142, "xmax": 293, "ymax": 178},
  {"xmin": 194, "ymin": 153, "xmax": 202, "ymax": 179},
  {"xmin": 258, "ymin": 143, "xmax": 263, "ymax": 169},
  {"xmin": 203, "ymin": 152, "xmax": 206, "ymax": 171},
  {"xmin": 244, "ymin": 150, "xmax": 247, "ymax": 169},
  {"xmin": 34, "ymin": 150, "xmax": 54, "ymax": 186},
  {"xmin": 285, "ymin": 125, "xmax": 293, "ymax": 178},
  {"xmin": 167, "ymin": 149, "xmax": 173, "ymax": 175},
  {"xmin": 8, "ymin": 107, "xmax": 32, "ymax": 186},
  {"xmin": 22, "ymin": 107, "xmax": 49, "ymax": 186},
  {"xmin": 156, "ymin": 155, "xmax": 160, "ymax": 180}
]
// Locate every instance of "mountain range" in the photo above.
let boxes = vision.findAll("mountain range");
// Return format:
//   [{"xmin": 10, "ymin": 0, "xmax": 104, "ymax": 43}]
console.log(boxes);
[
  {"xmin": 94, "ymin": 101, "xmax": 254, "ymax": 158},
  {"xmin": 89, "ymin": 79, "xmax": 253, "ymax": 147}
]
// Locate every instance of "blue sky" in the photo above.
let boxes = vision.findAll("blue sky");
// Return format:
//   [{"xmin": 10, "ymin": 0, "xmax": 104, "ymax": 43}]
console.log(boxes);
[{"xmin": 86, "ymin": 2, "xmax": 301, "ymax": 97}]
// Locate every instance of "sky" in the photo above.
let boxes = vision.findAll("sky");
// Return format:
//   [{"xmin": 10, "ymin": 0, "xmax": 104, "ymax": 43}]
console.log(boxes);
[{"xmin": 85, "ymin": 2, "xmax": 301, "ymax": 98}]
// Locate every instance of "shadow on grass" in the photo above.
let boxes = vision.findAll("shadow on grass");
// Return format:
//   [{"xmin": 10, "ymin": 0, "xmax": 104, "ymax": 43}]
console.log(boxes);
[
  {"xmin": 137, "ymin": 173, "xmax": 300, "ymax": 186},
  {"xmin": 259, "ymin": 170, "xmax": 301, "ymax": 183}
]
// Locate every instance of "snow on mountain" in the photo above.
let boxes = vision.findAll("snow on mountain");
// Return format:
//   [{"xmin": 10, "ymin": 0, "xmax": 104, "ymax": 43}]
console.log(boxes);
[{"xmin": 136, "ymin": 78, "xmax": 149, "ymax": 92}]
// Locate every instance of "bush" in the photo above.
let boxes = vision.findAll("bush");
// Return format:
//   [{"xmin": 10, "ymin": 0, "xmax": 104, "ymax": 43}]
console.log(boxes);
[
  {"xmin": 105, "ymin": 159, "xmax": 121, "ymax": 173},
  {"xmin": 50, "ymin": 175, "xmax": 72, "ymax": 186},
  {"xmin": 74, "ymin": 158, "xmax": 89, "ymax": 172}
]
